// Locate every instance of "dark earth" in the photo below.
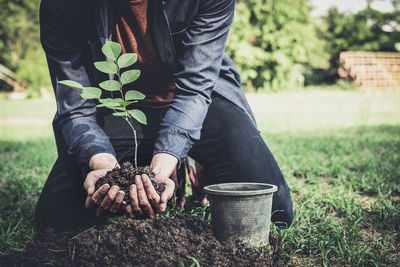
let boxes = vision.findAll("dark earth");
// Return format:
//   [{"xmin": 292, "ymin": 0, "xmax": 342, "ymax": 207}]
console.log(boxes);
[
  {"xmin": 95, "ymin": 162, "xmax": 166, "ymax": 203},
  {"xmin": 0, "ymin": 214, "xmax": 289, "ymax": 266}
]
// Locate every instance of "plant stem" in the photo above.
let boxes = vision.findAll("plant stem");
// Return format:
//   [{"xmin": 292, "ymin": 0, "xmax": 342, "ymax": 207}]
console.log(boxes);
[
  {"xmin": 124, "ymin": 116, "xmax": 138, "ymax": 168},
  {"xmin": 116, "ymin": 62, "xmax": 138, "ymax": 168},
  {"xmin": 116, "ymin": 66, "xmax": 124, "ymax": 100}
]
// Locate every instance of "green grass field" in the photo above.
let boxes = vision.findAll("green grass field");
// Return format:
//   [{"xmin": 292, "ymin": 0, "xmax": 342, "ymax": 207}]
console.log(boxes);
[{"xmin": 0, "ymin": 89, "xmax": 399, "ymax": 266}]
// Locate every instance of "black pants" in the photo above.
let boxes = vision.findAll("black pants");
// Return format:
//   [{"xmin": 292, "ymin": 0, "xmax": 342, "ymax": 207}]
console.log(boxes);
[{"xmin": 35, "ymin": 93, "xmax": 293, "ymax": 228}]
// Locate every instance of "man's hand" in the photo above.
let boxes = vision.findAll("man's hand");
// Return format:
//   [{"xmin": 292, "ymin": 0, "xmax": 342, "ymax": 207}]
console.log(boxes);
[
  {"xmin": 126, "ymin": 174, "xmax": 175, "ymax": 218},
  {"xmin": 126, "ymin": 153, "xmax": 177, "ymax": 219},
  {"xmin": 84, "ymin": 153, "xmax": 124, "ymax": 216}
]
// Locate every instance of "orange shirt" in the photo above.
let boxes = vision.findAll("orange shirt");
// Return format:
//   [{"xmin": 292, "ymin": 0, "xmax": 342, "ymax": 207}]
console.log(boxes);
[{"xmin": 113, "ymin": 0, "xmax": 175, "ymax": 108}]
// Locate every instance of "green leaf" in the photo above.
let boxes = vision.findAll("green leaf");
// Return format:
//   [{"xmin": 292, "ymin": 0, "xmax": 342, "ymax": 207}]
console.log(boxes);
[
  {"xmin": 113, "ymin": 107, "xmax": 126, "ymax": 111},
  {"xmin": 96, "ymin": 102, "xmax": 121, "ymax": 107},
  {"xmin": 112, "ymin": 111, "xmax": 129, "ymax": 117},
  {"xmin": 81, "ymin": 87, "xmax": 102, "ymax": 99},
  {"xmin": 98, "ymin": 98, "xmax": 126, "ymax": 109},
  {"xmin": 97, "ymin": 104, "xmax": 125, "ymax": 111},
  {"xmin": 99, "ymin": 98, "xmax": 113, "ymax": 103},
  {"xmin": 120, "ymin": 70, "xmax": 141, "ymax": 85},
  {"xmin": 58, "ymin": 80, "xmax": 84, "ymax": 90},
  {"xmin": 128, "ymin": 109, "xmax": 147, "ymax": 125},
  {"xmin": 117, "ymin": 53, "xmax": 137, "ymax": 69},
  {"xmin": 120, "ymin": 100, "xmax": 137, "ymax": 107},
  {"xmin": 99, "ymin": 80, "xmax": 121, "ymax": 91},
  {"xmin": 102, "ymin": 41, "xmax": 122, "ymax": 61},
  {"xmin": 94, "ymin": 61, "xmax": 118, "ymax": 74},
  {"xmin": 99, "ymin": 98, "xmax": 123, "ymax": 104},
  {"xmin": 125, "ymin": 90, "xmax": 145, "ymax": 101}
]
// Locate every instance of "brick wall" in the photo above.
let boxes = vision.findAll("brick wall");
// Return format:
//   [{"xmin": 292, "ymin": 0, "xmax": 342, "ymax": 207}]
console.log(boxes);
[{"xmin": 339, "ymin": 51, "xmax": 400, "ymax": 89}]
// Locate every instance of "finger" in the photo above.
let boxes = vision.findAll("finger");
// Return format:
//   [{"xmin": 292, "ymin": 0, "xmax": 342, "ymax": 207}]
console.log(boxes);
[
  {"xmin": 84, "ymin": 170, "xmax": 108, "ymax": 196},
  {"xmin": 129, "ymin": 184, "xmax": 143, "ymax": 217},
  {"xmin": 125, "ymin": 204, "xmax": 135, "ymax": 219},
  {"xmin": 142, "ymin": 174, "xmax": 160, "ymax": 207},
  {"xmin": 85, "ymin": 183, "xmax": 110, "ymax": 210},
  {"xmin": 96, "ymin": 185, "xmax": 119, "ymax": 216},
  {"xmin": 135, "ymin": 175, "xmax": 155, "ymax": 219},
  {"xmin": 83, "ymin": 180, "xmax": 95, "ymax": 196},
  {"xmin": 159, "ymin": 179, "xmax": 175, "ymax": 213},
  {"xmin": 83, "ymin": 174, "xmax": 96, "ymax": 196},
  {"xmin": 110, "ymin": 190, "xmax": 125, "ymax": 213}
]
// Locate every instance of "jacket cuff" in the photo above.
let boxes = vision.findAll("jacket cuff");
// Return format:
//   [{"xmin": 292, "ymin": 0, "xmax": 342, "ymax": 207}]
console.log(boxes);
[{"xmin": 153, "ymin": 130, "xmax": 193, "ymax": 167}]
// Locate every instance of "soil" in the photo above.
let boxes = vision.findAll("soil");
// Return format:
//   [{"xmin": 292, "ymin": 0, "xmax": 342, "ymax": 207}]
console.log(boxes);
[
  {"xmin": 95, "ymin": 162, "xmax": 166, "ymax": 203},
  {"xmin": 0, "ymin": 214, "xmax": 289, "ymax": 267}
]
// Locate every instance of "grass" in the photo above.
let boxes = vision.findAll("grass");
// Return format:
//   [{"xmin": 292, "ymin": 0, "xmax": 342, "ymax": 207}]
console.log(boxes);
[
  {"xmin": 0, "ymin": 89, "xmax": 399, "ymax": 266},
  {"xmin": 268, "ymin": 126, "xmax": 400, "ymax": 266}
]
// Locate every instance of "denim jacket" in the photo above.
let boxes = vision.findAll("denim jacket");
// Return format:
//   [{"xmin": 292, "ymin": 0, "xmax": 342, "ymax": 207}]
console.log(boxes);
[{"xmin": 40, "ymin": 0, "xmax": 256, "ymax": 178}]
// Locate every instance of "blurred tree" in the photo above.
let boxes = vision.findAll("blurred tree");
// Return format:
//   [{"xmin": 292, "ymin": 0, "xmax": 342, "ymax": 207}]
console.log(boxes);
[
  {"xmin": 393, "ymin": 0, "xmax": 400, "ymax": 9},
  {"xmin": 0, "ymin": 0, "xmax": 51, "ymax": 97},
  {"xmin": 318, "ymin": 6, "xmax": 400, "ymax": 82},
  {"xmin": 225, "ymin": 0, "xmax": 329, "ymax": 91}
]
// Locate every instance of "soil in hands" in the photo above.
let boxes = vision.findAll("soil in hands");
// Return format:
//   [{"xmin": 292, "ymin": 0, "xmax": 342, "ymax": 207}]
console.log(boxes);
[
  {"xmin": 0, "ymin": 214, "xmax": 288, "ymax": 267},
  {"xmin": 95, "ymin": 162, "xmax": 166, "ymax": 203}
]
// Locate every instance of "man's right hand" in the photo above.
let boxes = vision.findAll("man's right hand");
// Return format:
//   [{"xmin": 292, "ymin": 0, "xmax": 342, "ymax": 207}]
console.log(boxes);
[{"xmin": 83, "ymin": 153, "xmax": 125, "ymax": 216}]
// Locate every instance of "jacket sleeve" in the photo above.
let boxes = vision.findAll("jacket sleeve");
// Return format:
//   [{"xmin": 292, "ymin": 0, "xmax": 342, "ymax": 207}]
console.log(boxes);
[
  {"xmin": 153, "ymin": 0, "xmax": 236, "ymax": 165},
  {"xmin": 40, "ymin": 0, "xmax": 116, "ymax": 178}
]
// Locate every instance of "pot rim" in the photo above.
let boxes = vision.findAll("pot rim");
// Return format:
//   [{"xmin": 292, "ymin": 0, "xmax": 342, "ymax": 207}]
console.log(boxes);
[{"xmin": 204, "ymin": 182, "xmax": 277, "ymax": 196}]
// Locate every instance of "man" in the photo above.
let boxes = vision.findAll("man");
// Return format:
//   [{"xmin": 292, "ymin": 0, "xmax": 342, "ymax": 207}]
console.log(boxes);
[{"xmin": 36, "ymin": 0, "xmax": 293, "ymax": 228}]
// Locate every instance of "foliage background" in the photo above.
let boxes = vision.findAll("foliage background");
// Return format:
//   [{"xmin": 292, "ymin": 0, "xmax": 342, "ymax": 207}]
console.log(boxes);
[
  {"xmin": 0, "ymin": 0, "xmax": 399, "ymax": 95},
  {"xmin": 225, "ymin": 0, "xmax": 329, "ymax": 91},
  {"xmin": 0, "ymin": 0, "xmax": 50, "ymax": 97},
  {"xmin": 225, "ymin": 0, "xmax": 399, "ymax": 91}
]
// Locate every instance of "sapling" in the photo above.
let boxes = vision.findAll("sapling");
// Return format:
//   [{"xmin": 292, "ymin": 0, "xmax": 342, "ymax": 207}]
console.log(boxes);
[{"xmin": 59, "ymin": 41, "xmax": 146, "ymax": 168}]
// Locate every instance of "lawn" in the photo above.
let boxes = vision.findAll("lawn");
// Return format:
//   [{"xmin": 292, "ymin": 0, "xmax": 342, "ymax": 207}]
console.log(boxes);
[{"xmin": 0, "ymin": 89, "xmax": 399, "ymax": 266}]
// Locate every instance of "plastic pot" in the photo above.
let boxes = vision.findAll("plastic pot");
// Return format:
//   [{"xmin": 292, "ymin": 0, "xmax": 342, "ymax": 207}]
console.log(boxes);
[{"xmin": 204, "ymin": 182, "xmax": 277, "ymax": 247}]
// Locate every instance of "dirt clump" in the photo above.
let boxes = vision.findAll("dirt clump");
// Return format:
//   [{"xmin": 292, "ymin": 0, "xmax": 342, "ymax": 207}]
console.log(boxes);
[
  {"xmin": 95, "ymin": 162, "xmax": 166, "ymax": 203},
  {"xmin": 0, "ymin": 214, "xmax": 288, "ymax": 266}
]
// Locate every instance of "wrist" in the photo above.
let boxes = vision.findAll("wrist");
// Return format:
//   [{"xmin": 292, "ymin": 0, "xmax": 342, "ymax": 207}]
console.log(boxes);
[
  {"xmin": 89, "ymin": 153, "xmax": 119, "ymax": 171},
  {"xmin": 150, "ymin": 153, "xmax": 178, "ymax": 178}
]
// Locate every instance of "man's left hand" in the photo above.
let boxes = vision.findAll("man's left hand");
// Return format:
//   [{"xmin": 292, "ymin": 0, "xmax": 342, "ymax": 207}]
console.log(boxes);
[
  {"xmin": 125, "ymin": 153, "xmax": 178, "ymax": 219},
  {"xmin": 125, "ymin": 174, "xmax": 175, "ymax": 219}
]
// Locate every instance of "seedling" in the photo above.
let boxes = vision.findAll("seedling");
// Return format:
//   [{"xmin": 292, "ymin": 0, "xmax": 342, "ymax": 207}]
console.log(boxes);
[{"xmin": 59, "ymin": 41, "xmax": 146, "ymax": 168}]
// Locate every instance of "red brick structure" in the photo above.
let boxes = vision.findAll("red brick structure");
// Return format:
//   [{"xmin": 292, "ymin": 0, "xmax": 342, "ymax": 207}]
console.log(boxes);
[{"xmin": 339, "ymin": 51, "xmax": 400, "ymax": 89}]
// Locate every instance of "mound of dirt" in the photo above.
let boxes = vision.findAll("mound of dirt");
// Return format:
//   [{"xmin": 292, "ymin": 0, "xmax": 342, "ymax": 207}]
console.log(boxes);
[
  {"xmin": 0, "ymin": 214, "xmax": 287, "ymax": 266},
  {"xmin": 95, "ymin": 162, "xmax": 166, "ymax": 203}
]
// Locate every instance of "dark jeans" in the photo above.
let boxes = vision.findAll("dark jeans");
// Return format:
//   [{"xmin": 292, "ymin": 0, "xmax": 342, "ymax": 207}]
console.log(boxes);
[{"xmin": 35, "ymin": 93, "xmax": 293, "ymax": 228}]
